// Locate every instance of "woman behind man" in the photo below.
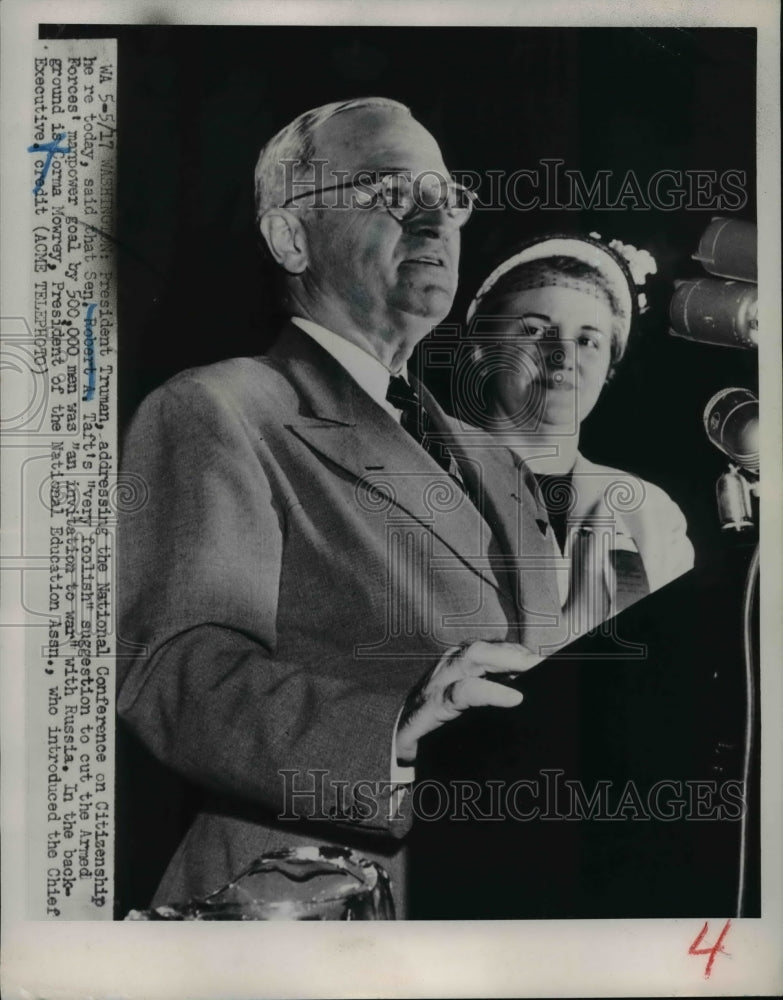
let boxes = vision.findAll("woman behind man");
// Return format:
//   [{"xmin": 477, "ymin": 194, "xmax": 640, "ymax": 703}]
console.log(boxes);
[{"xmin": 462, "ymin": 234, "xmax": 694, "ymax": 647}]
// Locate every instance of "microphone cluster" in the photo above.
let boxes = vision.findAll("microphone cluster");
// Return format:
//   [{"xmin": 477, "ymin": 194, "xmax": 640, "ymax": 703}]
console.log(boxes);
[
  {"xmin": 668, "ymin": 217, "xmax": 759, "ymax": 531},
  {"xmin": 669, "ymin": 217, "xmax": 757, "ymax": 350}
]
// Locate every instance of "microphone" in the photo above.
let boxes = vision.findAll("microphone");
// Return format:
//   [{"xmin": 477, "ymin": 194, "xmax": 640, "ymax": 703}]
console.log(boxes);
[
  {"xmin": 703, "ymin": 387, "xmax": 759, "ymax": 475},
  {"xmin": 692, "ymin": 217, "xmax": 757, "ymax": 283},
  {"xmin": 704, "ymin": 387, "xmax": 759, "ymax": 532},
  {"xmin": 669, "ymin": 277, "xmax": 758, "ymax": 349}
]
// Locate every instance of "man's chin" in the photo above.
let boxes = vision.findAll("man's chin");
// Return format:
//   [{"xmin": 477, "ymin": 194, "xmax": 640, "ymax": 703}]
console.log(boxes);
[{"xmin": 392, "ymin": 286, "xmax": 456, "ymax": 326}]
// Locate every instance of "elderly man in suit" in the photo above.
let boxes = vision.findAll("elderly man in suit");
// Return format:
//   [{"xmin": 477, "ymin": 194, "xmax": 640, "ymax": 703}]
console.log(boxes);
[{"xmin": 118, "ymin": 97, "xmax": 559, "ymax": 916}]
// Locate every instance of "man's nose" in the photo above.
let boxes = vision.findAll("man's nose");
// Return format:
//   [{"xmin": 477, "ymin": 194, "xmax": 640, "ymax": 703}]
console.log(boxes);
[{"xmin": 405, "ymin": 200, "xmax": 460, "ymax": 237}]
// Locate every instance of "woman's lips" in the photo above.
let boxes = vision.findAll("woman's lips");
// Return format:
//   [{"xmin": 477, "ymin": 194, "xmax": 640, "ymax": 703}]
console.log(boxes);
[{"xmin": 545, "ymin": 373, "xmax": 575, "ymax": 390}]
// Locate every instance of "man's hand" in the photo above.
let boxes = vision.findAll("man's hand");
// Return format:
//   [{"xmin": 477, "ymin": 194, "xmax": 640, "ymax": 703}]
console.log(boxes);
[{"xmin": 395, "ymin": 640, "xmax": 543, "ymax": 764}]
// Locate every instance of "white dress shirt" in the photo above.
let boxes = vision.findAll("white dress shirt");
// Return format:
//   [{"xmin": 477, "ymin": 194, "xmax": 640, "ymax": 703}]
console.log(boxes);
[{"xmin": 291, "ymin": 316, "xmax": 403, "ymax": 420}]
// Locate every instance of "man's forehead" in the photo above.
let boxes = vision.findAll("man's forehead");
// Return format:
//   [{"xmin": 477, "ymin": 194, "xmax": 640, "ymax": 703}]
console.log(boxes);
[{"xmin": 312, "ymin": 107, "xmax": 448, "ymax": 175}]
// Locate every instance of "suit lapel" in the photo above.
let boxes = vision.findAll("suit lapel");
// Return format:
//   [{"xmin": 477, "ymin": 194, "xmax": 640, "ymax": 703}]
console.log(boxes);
[
  {"xmin": 267, "ymin": 325, "xmax": 507, "ymax": 597},
  {"xmin": 418, "ymin": 383, "xmax": 561, "ymax": 639}
]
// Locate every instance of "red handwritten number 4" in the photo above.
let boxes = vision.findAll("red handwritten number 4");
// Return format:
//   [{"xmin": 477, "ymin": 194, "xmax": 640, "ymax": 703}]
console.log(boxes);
[{"xmin": 689, "ymin": 919, "xmax": 732, "ymax": 978}]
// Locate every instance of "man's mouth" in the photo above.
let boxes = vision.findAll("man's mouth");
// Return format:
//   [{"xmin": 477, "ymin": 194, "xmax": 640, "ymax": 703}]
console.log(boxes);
[{"xmin": 401, "ymin": 254, "xmax": 444, "ymax": 267}]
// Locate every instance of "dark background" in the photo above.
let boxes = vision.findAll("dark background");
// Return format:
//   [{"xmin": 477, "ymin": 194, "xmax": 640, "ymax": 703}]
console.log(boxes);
[{"xmin": 41, "ymin": 24, "xmax": 759, "ymax": 916}]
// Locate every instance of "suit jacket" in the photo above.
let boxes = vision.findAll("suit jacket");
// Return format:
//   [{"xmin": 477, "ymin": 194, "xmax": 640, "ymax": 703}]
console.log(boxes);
[{"xmin": 117, "ymin": 323, "xmax": 560, "ymax": 915}]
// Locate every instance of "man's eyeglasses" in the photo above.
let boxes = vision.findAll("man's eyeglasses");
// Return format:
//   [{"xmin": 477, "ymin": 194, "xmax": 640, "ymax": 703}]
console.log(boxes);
[{"xmin": 280, "ymin": 171, "xmax": 476, "ymax": 228}]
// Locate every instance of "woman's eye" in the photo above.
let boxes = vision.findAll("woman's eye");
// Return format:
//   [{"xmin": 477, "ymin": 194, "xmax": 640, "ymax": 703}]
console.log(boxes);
[{"xmin": 578, "ymin": 334, "xmax": 601, "ymax": 349}]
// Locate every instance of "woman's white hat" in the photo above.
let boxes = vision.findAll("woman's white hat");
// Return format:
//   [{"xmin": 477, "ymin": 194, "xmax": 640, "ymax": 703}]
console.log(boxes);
[{"xmin": 466, "ymin": 232, "xmax": 657, "ymax": 354}]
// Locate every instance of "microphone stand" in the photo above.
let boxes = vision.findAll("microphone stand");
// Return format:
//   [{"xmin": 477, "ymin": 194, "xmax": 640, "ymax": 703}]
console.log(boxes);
[
  {"xmin": 715, "ymin": 462, "xmax": 760, "ymax": 917},
  {"xmin": 716, "ymin": 463, "xmax": 756, "ymax": 532},
  {"xmin": 736, "ymin": 540, "xmax": 759, "ymax": 916}
]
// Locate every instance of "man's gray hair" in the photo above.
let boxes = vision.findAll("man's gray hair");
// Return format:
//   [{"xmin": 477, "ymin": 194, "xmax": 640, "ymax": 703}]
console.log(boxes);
[{"xmin": 254, "ymin": 97, "xmax": 411, "ymax": 223}]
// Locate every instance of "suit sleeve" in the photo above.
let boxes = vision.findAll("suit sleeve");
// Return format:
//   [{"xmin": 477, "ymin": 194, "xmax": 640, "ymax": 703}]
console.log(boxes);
[{"xmin": 117, "ymin": 376, "xmax": 413, "ymax": 838}]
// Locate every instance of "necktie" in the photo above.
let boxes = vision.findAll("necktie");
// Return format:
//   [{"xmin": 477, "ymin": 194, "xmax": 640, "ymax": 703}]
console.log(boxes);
[
  {"xmin": 534, "ymin": 472, "xmax": 575, "ymax": 553},
  {"xmin": 386, "ymin": 375, "xmax": 463, "ymax": 484}
]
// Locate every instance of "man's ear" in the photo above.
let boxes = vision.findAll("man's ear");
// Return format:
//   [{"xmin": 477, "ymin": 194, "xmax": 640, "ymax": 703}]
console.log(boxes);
[{"xmin": 259, "ymin": 209, "xmax": 309, "ymax": 274}]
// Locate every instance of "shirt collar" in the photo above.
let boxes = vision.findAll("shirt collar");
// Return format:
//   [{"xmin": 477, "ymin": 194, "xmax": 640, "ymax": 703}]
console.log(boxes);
[{"xmin": 291, "ymin": 316, "xmax": 402, "ymax": 418}]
